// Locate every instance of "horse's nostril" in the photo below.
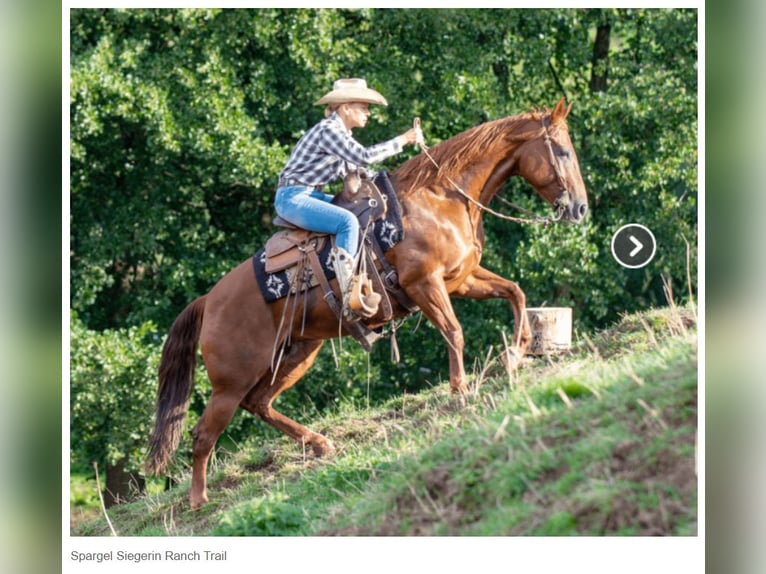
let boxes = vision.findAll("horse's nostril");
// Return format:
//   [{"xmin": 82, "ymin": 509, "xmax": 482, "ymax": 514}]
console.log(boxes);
[{"xmin": 578, "ymin": 203, "xmax": 588, "ymax": 219}]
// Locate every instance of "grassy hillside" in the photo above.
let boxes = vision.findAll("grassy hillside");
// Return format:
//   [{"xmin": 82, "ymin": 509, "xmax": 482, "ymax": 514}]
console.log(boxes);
[{"xmin": 71, "ymin": 305, "xmax": 697, "ymax": 536}]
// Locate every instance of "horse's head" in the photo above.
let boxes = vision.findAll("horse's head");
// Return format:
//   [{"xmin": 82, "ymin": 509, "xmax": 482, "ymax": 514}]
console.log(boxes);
[{"xmin": 516, "ymin": 98, "xmax": 588, "ymax": 224}]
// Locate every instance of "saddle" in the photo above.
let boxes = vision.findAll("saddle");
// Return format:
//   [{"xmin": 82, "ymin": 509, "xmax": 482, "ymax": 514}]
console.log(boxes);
[
  {"xmin": 258, "ymin": 171, "xmax": 417, "ymax": 352},
  {"xmin": 265, "ymin": 173, "xmax": 386, "ymax": 274},
  {"xmin": 264, "ymin": 230, "xmax": 327, "ymax": 274}
]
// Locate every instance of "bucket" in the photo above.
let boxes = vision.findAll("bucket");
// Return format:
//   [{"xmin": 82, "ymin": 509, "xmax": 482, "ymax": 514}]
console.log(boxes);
[{"xmin": 525, "ymin": 307, "xmax": 572, "ymax": 355}]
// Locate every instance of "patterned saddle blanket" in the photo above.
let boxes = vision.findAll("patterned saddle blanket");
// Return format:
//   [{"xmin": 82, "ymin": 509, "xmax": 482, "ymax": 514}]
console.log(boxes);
[{"xmin": 252, "ymin": 171, "xmax": 405, "ymax": 303}]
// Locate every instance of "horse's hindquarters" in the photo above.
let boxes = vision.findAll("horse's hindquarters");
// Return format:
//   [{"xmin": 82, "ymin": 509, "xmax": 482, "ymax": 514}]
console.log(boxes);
[{"xmin": 199, "ymin": 261, "xmax": 279, "ymax": 383}]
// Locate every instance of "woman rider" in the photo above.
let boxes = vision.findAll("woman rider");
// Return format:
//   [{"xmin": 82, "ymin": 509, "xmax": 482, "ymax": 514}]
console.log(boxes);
[{"xmin": 275, "ymin": 78, "xmax": 422, "ymax": 317}]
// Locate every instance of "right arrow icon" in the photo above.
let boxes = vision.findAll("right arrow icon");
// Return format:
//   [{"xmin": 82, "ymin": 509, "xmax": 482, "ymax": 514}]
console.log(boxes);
[
  {"xmin": 629, "ymin": 235, "xmax": 643, "ymax": 257},
  {"xmin": 611, "ymin": 224, "xmax": 657, "ymax": 269}
]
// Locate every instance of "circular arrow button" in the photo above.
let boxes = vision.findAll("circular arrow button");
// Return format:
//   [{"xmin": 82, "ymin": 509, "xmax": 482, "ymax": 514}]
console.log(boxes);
[{"xmin": 611, "ymin": 224, "xmax": 657, "ymax": 269}]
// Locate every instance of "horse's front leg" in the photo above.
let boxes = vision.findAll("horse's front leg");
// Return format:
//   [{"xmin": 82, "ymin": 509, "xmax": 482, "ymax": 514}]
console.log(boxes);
[
  {"xmin": 406, "ymin": 276, "xmax": 468, "ymax": 395},
  {"xmin": 455, "ymin": 266, "xmax": 532, "ymax": 366}
]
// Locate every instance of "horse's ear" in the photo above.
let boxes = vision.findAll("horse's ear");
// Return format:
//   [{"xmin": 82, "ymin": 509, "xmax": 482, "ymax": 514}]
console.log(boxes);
[{"xmin": 552, "ymin": 97, "xmax": 572, "ymax": 124}]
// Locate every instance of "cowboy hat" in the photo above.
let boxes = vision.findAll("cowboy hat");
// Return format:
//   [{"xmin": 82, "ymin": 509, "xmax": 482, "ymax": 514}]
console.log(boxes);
[{"xmin": 314, "ymin": 78, "xmax": 388, "ymax": 107}]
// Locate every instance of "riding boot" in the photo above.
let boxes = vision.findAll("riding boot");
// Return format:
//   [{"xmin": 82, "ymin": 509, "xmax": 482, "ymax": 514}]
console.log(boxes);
[{"xmin": 330, "ymin": 246, "xmax": 381, "ymax": 320}]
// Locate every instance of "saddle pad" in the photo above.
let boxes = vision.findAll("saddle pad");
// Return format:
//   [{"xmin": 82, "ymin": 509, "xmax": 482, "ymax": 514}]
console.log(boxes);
[
  {"xmin": 370, "ymin": 171, "xmax": 404, "ymax": 252},
  {"xmin": 253, "ymin": 239, "xmax": 336, "ymax": 302},
  {"xmin": 252, "ymin": 171, "xmax": 405, "ymax": 303}
]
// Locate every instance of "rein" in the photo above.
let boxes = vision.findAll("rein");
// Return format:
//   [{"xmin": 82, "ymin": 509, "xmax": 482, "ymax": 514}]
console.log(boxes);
[{"xmin": 417, "ymin": 118, "xmax": 569, "ymax": 225}]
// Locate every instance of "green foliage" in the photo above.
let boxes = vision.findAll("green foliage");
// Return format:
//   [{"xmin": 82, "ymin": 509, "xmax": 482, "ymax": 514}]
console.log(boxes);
[
  {"xmin": 70, "ymin": 312, "xmax": 161, "ymax": 472},
  {"xmin": 70, "ymin": 473, "xmax": 100, "ymax": 509},
  {"xmin": 213, "ymin": 492, "xmax": 306, "ymax": 536}
]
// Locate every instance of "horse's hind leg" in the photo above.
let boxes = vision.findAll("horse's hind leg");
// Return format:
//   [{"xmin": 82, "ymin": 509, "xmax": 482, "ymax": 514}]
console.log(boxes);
[
  {"xmin": 240, "ymin": 339, "xmax": 334, "ymax": 456},
  {"xmin": 189, "ymin": 389, "xmax": 249, "ymax": 510}
]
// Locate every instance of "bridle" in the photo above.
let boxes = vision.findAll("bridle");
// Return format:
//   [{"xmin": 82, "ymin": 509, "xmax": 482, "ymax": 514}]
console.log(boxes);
[
  {"xmin": 541, "ymin": 117, "xmax": 572, "ymax": 220},
  {"xmin": 418, "ymin": 116, "xmax": 571, "ymax": 225}
]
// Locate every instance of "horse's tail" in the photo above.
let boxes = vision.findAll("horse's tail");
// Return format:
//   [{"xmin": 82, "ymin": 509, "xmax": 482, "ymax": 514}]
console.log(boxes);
[{"xmin": 145, "ymin": 295, "xmax": 207, "ymax": 475}]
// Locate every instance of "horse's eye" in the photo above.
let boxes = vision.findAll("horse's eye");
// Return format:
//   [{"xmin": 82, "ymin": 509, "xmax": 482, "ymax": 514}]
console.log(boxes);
[{"xmin": 556, "ymin": 147, "xmax": 572, "ymax": 160}]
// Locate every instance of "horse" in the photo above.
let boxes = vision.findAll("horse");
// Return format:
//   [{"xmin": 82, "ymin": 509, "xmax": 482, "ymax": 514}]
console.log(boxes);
[{"xmin": 146, "ymin": 97, "xmax": 588, "ymax": 510}]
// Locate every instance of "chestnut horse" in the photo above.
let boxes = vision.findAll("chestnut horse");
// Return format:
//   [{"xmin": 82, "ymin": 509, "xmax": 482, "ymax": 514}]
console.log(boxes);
[{"xmin": 146, "ymin": 98, "xmax": 588, "ymax": 509}]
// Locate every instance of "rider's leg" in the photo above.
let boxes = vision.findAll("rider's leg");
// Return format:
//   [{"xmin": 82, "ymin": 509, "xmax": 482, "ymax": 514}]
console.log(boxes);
[
  {"xmin": 275, "ymin": 186, "xmax": 359, "ymax": 254},
  {"xmin": 274, "ymin": 186, "xmax": 378, "ymax": 317}
]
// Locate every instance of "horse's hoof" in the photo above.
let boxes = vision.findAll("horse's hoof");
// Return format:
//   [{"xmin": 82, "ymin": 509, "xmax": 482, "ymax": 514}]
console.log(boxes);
[
  {"xmin": 311, "ymin": 437, "xmax": 335, "ymax": 457},
  {"xmin": 189, "ymin": 493, "xmax": 208, "ymax": 511},
  {"xmin": 450, "ymin": 383, "xmax": 468, "ymax": 396}
]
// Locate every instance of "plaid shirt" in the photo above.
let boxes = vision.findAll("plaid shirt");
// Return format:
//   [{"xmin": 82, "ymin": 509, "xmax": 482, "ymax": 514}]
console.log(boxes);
[{"xmin": 279, "ymin": 112, "xmax": 403, "ymax": 187}]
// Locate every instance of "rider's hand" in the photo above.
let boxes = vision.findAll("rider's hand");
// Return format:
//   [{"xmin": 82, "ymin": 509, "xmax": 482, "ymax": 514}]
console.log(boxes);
[
  {"xmin": 413, "ymin": 118, "xmax": 425, "ymax": 147},
  {"xmin": 398, "ymin": 128, "xmax": 419, "ymax": 147},
  {"xmin": 398, "ymin": 119, "xmax": 425, "ymax": 148}
]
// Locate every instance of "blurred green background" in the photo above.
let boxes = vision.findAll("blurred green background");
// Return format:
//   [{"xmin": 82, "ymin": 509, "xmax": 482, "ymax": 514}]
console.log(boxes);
[{"xmin": 2, "ymin": 1, "xmax": 62, "ymax": 574}]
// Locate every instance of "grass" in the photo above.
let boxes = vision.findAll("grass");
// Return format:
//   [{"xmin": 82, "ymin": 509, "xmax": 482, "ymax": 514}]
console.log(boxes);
[{"xmin": 70, "ymin": 304, "xmax": 697, "ymax": 537}]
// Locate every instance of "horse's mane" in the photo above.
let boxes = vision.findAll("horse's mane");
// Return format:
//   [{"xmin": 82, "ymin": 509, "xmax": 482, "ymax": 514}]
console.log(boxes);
[{"xmin": 394, "ymin": 109, "xmax": 549, "ymax": 192}]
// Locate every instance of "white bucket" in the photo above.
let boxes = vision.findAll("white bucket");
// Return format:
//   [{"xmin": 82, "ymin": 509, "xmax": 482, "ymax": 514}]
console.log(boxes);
[{"xmin": 525, "ymin": 307, "xmax": 572, "ymax": 355}]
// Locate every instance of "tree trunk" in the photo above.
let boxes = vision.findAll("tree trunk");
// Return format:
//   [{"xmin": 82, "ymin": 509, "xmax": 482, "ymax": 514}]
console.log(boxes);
[
  {"xmin": 590, "ymin": 21, "xmax": 611, "ymax": 93},
  {"xmin": 104, "ymin": 457, "xmax": 145, "ymax": 507}
]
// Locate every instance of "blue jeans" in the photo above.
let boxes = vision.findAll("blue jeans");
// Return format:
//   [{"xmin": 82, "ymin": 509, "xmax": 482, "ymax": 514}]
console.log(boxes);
[{"xmin": 274, "ymin": 185, "xmax": 359, "ymax": 255}]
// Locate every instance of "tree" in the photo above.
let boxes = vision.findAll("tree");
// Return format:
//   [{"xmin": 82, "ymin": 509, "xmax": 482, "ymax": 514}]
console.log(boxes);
[
  {"xmin": 70, "ymin": 313, "xmax": 162, "ymax": 504},
  {"xmin": 590, "ymin": 13, "xmax": 611, "ymax": 92}
]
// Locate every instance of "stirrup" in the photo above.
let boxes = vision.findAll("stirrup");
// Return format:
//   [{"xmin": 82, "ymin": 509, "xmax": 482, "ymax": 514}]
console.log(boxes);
[
  {"xmin": 330, "ymin": 246, "xmax": 381, "ymax": 320},
  {"xmin": 348, "ymin": 273, "xmax": 382, "ymax": 318}
]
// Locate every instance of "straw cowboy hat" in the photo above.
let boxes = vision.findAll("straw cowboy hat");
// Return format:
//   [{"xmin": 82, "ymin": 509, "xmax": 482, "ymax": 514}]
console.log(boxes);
[{"xmin": 314, "ymin": 78, "xmax": 388, "ymax": 107}]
